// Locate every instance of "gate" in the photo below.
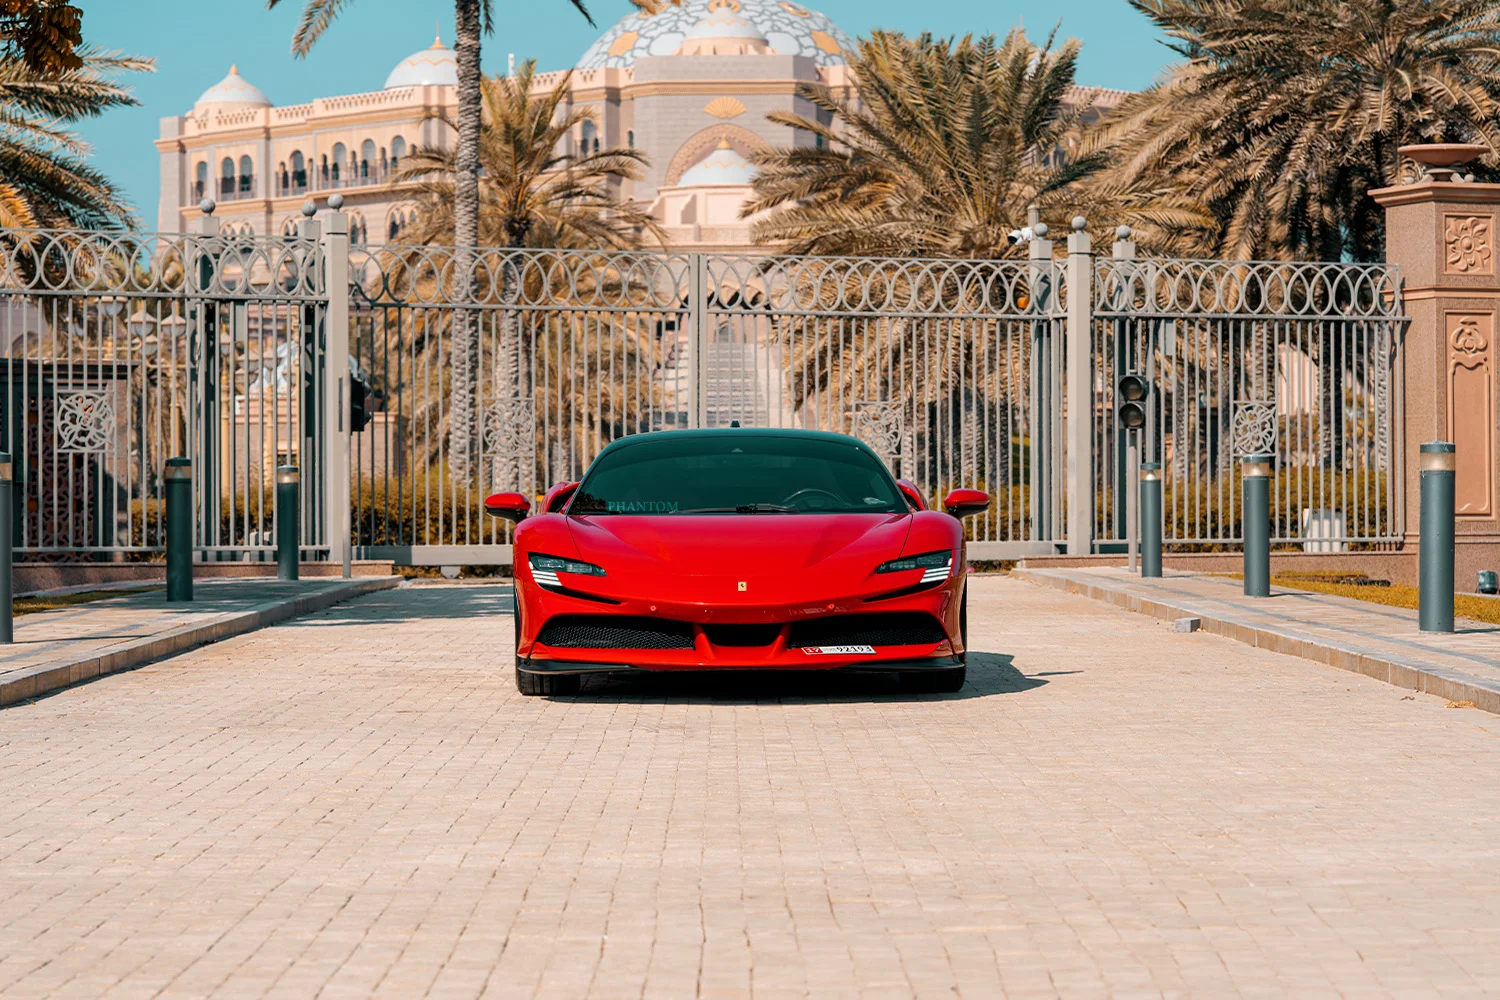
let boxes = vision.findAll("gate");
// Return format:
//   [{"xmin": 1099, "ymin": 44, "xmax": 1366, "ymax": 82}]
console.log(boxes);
[
  {"xmin": 0, "ymin": 224, "xmax": 330, "ymax": 561},
  {"xmin": 348, "ymin": 246, "xmax": 1065, "ymax": 563}
]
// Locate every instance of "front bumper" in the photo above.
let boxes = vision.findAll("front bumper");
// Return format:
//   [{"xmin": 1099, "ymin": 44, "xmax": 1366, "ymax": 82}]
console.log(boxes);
[{"xmin": 519, "ymin": 654, "xmax": 965, "ymax": 676}]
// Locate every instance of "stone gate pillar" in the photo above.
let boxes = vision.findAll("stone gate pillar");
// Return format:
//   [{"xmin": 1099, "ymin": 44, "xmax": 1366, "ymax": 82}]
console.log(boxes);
[{"xmin": 1372, "ymin": 145, "xmax": 1500, "ymax": 587}]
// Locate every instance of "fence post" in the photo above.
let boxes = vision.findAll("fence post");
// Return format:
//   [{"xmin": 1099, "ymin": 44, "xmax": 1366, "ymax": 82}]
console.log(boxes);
[
  {"xmin": 194, "ymin": 202, "xmax": 220, "ymax": 560},
  {"xmin": 1242, "ymin": 453, "xmax": 1273, "ymax": 597},
  {"xmin": 1419, "ymin": 441, "xmax": 1456, "ymax": 633},
  {"xmin": 165, "ymin": 457, "xmax": 193, "ymax": 601},
  {"xmin": 322, "ymin": 194, "xmax": 352, "ymax": 579},
  {"xmin": 687, "ymin": 253, "xmax": 706, "ymax": 429},
  {"xmin": 297, "ymin": 202, "xmax": 322, "ymax": 560},
  {"xmin": 1140, "ymin": 461, "xmax": 1162, "ymax": 578},
  {"xmin": 276, "ymin": 465, "xmax": 299, "ymax": 581},
  {"xmin": 1027, "ymin": 221, "xmax": 1056, "ymax": 542},
  {"xmin": 1065, "ymin": 217, "xmax": 1094, "ymax": 555},
  {"xmin": 0, "ymin": 452, "xmax": 11, "ymax": 642}
]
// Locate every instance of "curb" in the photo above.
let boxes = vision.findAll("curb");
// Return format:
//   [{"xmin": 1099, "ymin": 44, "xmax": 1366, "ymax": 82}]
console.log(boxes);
[
  {"xmin": 1012, "ymin": 568, "xmax": 1500, "ymax": 714},
  {"xmin": 1, "ymin": 576, "xmax": 402, "ymax": 708}
]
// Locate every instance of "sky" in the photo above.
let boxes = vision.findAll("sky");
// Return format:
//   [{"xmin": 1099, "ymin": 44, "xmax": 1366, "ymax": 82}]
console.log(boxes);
[{"xmin": 73, "ymin": 0, "xmax": 1178, "ymax": 228}]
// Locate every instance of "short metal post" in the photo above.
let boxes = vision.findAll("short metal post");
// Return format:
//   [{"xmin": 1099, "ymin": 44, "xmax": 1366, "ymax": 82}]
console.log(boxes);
[
  {"xmin": 0, "ymin": 452, "xmax": 12, "ymax": 643},
  {"xmin": 165, "ymin": 457, "xmax": 193, "ymax": 602},
  {"xmin": 276, "ymin": 465, "xmax": 299, "ymax": 581},
  {"xmin": 1419, "ymin": 441, "xmax": 1455, "ymax": 633},
  {"xmin": 1241, "ymin": 454, "xmax": 1272, "ymax": 597},
  {"xmin": 1140, "ymin": 461, "xmax": 1162, "ymax": 578}
]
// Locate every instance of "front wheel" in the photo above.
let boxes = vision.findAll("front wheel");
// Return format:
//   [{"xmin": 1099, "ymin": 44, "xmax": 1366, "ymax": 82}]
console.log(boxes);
[
  {"xmin": 899, "ymin": 666, "xmax": 966, "ymax": 694},
  {"xmin": 516, "ymin": 666, "xmax": 581, "ymax": 696}
]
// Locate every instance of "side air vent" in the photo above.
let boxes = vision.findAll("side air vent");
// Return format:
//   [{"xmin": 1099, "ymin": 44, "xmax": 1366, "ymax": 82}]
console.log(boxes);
[
  {"xmin": 787, "ymin": 613, "xmax": 946, "ymax": 649},
  {"xmin": 536, "ymin": 615, "xmax": 695, "ymax": 649}
]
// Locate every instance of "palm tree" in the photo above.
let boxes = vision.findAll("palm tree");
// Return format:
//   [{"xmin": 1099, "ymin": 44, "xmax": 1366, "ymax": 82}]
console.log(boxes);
[
  {"xmin": 390, "ymin": 62, "xmax": 664, "ymax": 488},
  {"xmin": 743, "ymin": 28, "xmax": 1209, "ymax": 258},
  {"xmin": 1102, "ymin": 0, "xmax": 1500, "ymax": 262},
  {"xmin": 1, "ymin": 1, "xmax": 84, "ymax": 73},
  {"xmin": 0, "ymin": 48, "xmax": 152, "ymax": 230},
  {"xmin": 268, "ymin": 0, "xmax": 673, "ymax": 484}
]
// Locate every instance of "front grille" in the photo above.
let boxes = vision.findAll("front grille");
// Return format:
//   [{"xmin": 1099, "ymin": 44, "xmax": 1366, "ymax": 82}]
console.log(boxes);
[
  {"xmin": 536, "ymin": 615, "xmax": 695, "ymax": 649},
  {"xmin": 787, "ymin": 613, "xmax": 946, "ymax": 649},
  {"xmin": 702, "ymin": 623, "xmax": 782, "ymax": 647}
]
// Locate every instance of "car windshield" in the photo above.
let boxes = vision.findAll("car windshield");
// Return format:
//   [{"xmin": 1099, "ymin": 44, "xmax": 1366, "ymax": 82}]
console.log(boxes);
[{"xmin": 568, "ymin": 434, "xmax": 907, "ymax": 515}]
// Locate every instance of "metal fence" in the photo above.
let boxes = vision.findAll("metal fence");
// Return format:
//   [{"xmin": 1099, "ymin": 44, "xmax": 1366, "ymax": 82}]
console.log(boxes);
[
  {"xmin": 0, "ymin": 211, "xmax": 1407, "ymax": 566},
  {"xmin": 0, "ymin": 223, "xmax": 330, "ymax": 561}
]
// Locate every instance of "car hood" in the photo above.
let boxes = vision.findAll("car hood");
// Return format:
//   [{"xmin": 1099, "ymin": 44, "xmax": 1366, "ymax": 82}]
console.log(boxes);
[{"xmin": 562, "ymin": 512, "xmax": 913, "ymax": 605}]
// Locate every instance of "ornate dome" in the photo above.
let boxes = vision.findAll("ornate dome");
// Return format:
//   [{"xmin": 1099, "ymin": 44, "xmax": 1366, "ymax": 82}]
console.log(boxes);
[
  {"xmin": 577, "ymin": 0, "xmax": 852, "ymax": 69},
  {"xmin": 193, "ymin": 65, "xmax": 270, "ymax": 113},
  {"xmin": 677, "ymin": 140, "xmax": 756, "ymax": 186},
  {"xmin": 384, "ymin": 33, "xmax": 458, "ymax": 89}
]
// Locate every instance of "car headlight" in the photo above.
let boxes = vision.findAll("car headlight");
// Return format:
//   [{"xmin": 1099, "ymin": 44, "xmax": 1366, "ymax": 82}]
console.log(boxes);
[
  {"xmin": 529, "ymin": 553, "xmax": 606, "ymax": 587},
  {"xmin": 876, "ymin": 549, "xmax": 953, "ymax": 583}
]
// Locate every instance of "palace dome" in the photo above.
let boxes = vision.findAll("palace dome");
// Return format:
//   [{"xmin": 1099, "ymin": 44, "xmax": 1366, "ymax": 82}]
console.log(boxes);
[
  {"xmin": 576, "ymin": 0, "xmax": 852, "ymax": 69},
  {"xmin": 384, "ymin": 34, "xmax": 459, "ymax": 89},
  {"xmin": 192, "ymin": 65, "xmax": 270, "ymax": 113},
  {"xmin": 677, "ymin": 140, "xmax": 756, "ymax": 186}
]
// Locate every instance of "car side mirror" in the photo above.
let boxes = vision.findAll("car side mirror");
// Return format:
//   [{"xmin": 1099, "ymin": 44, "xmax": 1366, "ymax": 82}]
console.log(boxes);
[
  {"xmin": 895, "ymin": 479, "xmax": 926, "ymax": 511},
  {"xmin": 543, "ymin": 481, "xmax": 579, "ymax": 513},
  {"xmin": 943, "ymin": 488, "xmax": 990, "ymax": 518},
  {"xmin": 483, "ymin": 491, "xmax": 531, "ymax": 522}
]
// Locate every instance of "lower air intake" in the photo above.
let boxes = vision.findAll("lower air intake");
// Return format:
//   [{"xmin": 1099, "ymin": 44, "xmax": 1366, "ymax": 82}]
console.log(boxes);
[
  {"xmin": 787, "ymin": 613, "xmax": 947, "ymax": 649},
  {"xmin": 537, "ymin": 615, "xmax": 695, "ymax": 649}
]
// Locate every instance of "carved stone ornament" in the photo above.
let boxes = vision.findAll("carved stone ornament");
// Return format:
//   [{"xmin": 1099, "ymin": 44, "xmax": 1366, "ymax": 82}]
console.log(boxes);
[
  {"xmin": 1446, "ymin": 312, "xmax": 1495, "ymax": 516},
  {"xmin": 1231, "ymin": 400, "xmax": 1277, "ymax": 457},
  {"xmin": 55, "ymin": 389, "xmax": 114, "ymax": 454},
  {"xmin": 1452, "ymin": 315, "xmax": 1490, "ymax": 359},
  {"xmin": 1444, "ymin": 214, "xmax": 1494, "ymax": 275}
]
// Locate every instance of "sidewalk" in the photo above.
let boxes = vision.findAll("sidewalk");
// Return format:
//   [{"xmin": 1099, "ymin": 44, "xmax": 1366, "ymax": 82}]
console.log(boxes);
[
  {"xmin": 1013, "ymin": 566, "xmax": 1500, "ymax": 713},
  {"xmin": 0, "ymin": 576, "xmax": 401, "ymax": 707}
]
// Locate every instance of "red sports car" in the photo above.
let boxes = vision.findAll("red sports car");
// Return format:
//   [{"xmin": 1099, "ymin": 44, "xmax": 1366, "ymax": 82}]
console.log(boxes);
[{"xmin": 484, "ymin": 428, "xmax": 990, "ymax": 696}]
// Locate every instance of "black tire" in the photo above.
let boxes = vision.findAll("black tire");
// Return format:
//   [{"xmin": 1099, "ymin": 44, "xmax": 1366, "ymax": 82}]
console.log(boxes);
[
  {"xmin": 516, "ymin": 666, "xmax": 582, "ymax": 696},
  {"xmin": 899, "ymin": 665, "xmax": 966, "ymax": 694}
]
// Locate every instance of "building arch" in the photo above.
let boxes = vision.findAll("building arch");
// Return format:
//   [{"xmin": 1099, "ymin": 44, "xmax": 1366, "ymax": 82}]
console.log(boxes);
[
  {"xmin": 386, "ymin": 204, "xmax": 417, "ymax": 242},
  {"xmin": 194, "ymin": 161, "xmax": 208, "ymax": 201},
  {"xmin": 347, "ymin": 210, "xmax": 367, "ymax": 245},
  {"xmin": 360, "ymin": 138, "xmax": 376, "ymax": 181},
  {"xmin": 220, "ymin": 157, "xmax": 235, "ymax": 198},
  {"xmin": 280, "ymin": 216, "xmax": 300, "ymax": 238},
  {"xmin": 331, "ymin": 142, "xmax": 346, "ymax": 184},
  {"xmin": 238, "ymin": 155, "xmax": 253, "ymax": 195},
  {"xmin": 390, "ymin": 135, "xmax": 407, "ymax": 171},
  {"xmin": 663, "ymin": 124, "xmax": 769, "ymax": 187}
]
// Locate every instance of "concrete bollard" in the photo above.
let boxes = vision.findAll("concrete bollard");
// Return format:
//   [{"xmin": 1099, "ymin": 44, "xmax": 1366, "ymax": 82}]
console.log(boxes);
[
  {"xmin": 0, "ymin": 451, "xmax": 11, "ymax": 643},
  {"xmin": 1241, "ymin": 454, "xmax": 1273, "ymax": 598},
  {"xmin": 1139, "ymin": 461, "xmax": 1162, "ymax": 578},
  {"xmin": 275, "ymin": 465, "xmax": 299, "ymax": 582},
  {"xmin": 165, "ymin": 457, "xmax": 193, "ymax": 602},
  {"xmin": 1419, "ymin": 441, "xmax": 1456, "ymax": 633}
]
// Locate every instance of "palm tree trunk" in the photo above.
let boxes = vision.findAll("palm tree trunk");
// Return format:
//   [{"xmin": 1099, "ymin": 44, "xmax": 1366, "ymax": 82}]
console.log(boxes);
[{"xmin": 448, "ymin": 0, "xmax": 482, "ymax": 486}]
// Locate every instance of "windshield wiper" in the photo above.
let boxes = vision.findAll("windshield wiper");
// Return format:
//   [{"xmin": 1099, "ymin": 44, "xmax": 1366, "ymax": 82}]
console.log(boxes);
[{"xmin": 675, "ymin": 504, "xmax": 799, "ymax": 514}]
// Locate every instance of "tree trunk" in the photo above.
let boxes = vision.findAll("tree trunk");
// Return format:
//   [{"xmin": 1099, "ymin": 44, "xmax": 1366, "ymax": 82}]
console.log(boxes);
[{"xmin": 448, "ymin": 0, "xmax": 482, "ymax": 486}]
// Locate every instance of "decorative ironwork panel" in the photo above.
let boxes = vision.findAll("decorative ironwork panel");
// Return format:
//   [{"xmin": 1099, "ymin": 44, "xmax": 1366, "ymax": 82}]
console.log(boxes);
[
  {"xmin": 54, "ymin": 389, "xmax": 114, "ymax": 454},
  {"xmin": 1231, "ymin": 400, "xmax": 1278, "ymax": 457}
]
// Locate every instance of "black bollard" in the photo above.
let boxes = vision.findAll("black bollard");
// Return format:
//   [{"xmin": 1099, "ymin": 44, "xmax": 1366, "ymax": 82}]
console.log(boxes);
[
  {"xmin": 1241, "ymin": 454, "xmax": 1272, "ymax": 597},
  {"xmin": 1139, "ymin": 461, "xmax": 1162, "ymax": 578},
  {"xmin": 165, "ymin": 457, "xmax": 193, "ymax": 602},
  {"xmin": 1, "ymin": 451, "xmax": 11, "ymax": 643},
  {"xmin": 1419, "ymin": 441, "xmax": 1455, "ymax": 633},
  {"xmin": 276, "ymin": 465, "xmax": 299, "ymax": 581}
]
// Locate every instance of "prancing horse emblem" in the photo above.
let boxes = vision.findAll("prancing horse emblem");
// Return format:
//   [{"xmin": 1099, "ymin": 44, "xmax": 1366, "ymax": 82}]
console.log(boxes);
[{"xmin": 737, "ymin": 581, "xmax": 747, "ymax": 591}]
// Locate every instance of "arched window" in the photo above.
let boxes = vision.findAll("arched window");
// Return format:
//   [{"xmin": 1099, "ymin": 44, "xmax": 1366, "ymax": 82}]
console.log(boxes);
[
  {"xmin": 331, "ymin": 142, "xmax": 346, "ymax": 185},
  {"xmin": 220, "ymin": 157, "xmax": 234, "ymax": 198},
  {"xmin": 320, "ymin": 154, "xmax": 329, "ymax": 186},
  {"xmin": 390, "ymin": 135, "xmax": 406, "ymax": 172},
  {"xmin": 194, "ymin": 161, "xmax": 208, "ymax": 201},
  {"xmin": 238, "ymin": 155, "xmax": 253, "ymax": 195},
  {"xmin": 280, "ymin": 216, "xmax": 299, "ymax": 238},
  {"xmin": 347, "ymin": 211, "xmax": 367, "ymax": 245},
  {"xmin": 360, "ymin": 139, "xmax": 375, "ymax": 181},
  {"xmin": 580, "ymin": 121, "xmax": 597, "ymax": 156},
  {"xmin": 627, "ymin": 130, "xmax": 634, "ymax": 149},
  {"xmin": 290, "ymin": 151, "xmax": 306, "ymax": 192}
]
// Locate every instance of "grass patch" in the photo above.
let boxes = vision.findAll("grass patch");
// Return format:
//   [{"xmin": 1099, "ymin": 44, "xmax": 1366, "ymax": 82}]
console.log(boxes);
[
  {"xmin": 13, "ymin": 587, "xmax": 164, "ymax": 617},
  {"xmin": 1261, "ymin": 573, "xmax": 1500, "ymax": 626}
]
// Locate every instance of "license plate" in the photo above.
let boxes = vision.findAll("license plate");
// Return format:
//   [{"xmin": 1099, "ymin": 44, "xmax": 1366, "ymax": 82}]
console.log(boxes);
[{"xmin": 801, "ymin": 645, "xmax": 876, "ymax": 655}]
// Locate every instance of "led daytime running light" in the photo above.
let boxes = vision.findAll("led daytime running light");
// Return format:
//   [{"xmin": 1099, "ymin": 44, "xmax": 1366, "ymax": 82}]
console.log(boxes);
[
  {"xmin": 876, "ymin": 549, "xmax": 953, "ymax": 575},
  {"xmin": 528, "ymin": 553, "xmax": 607, "ymax": 583}
]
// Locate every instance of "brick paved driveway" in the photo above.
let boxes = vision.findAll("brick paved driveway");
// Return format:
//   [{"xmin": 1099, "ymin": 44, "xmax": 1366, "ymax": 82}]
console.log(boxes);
[{"xmin": 3, "ymin": 577, "xmax": 1500, "ymax": 998}]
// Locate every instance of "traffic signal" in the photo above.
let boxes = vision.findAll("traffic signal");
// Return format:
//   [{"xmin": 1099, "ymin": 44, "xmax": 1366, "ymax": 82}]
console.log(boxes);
[
  {"xmin": 349, "ymin": 358, "xmax": 374, "ymax": 433},
  {"xmin": 1116, "ymin": 372, "xmax": 1149, "ymax": 431}
]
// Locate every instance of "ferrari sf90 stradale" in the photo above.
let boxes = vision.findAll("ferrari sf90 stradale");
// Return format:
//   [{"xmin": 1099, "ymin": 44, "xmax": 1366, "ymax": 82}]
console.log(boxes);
[{"xmin": 484, "ymin": 429, "xmax": 990, "ymax": 695}]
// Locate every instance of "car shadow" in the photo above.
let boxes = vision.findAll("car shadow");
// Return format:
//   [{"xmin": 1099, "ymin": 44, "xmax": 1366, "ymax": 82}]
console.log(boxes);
[{"xmin": 567, "ymin": 651, "xmax": 1046, "ymax": 704}]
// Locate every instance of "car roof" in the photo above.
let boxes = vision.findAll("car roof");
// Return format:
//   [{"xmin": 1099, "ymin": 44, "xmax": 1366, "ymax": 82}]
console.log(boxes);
[{"xmin": 592, "ymin": 427, "xmax": 877, "ymax": 458}]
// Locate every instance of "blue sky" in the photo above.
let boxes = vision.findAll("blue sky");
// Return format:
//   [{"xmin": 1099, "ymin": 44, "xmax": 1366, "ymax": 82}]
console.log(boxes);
[{"xmin": 74, "ymin": 0, "xmax": 1176, "ymax": 228}]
